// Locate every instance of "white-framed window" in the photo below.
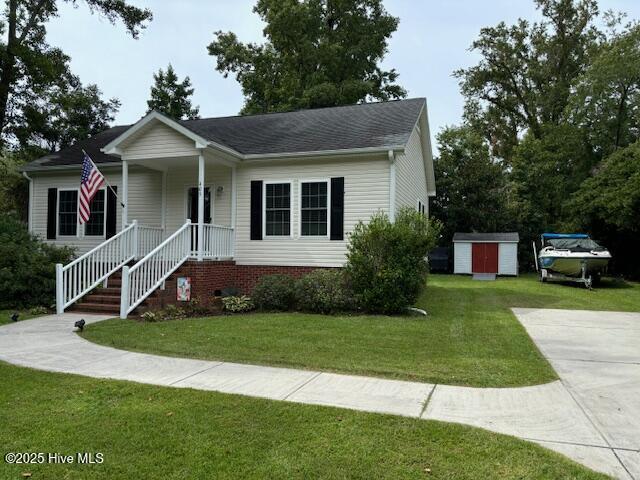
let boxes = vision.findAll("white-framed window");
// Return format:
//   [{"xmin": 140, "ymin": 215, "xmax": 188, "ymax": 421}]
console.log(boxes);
[
  {"xmin": 58, "ymin": 189, "xmax": 79, "ymax": 237},
  {"xmin": 417, "ymin": 199, "xmax": 426, "ymax": 216},
  {"xmin": 84, "ymin": 189, "xmax": 106, "ymax": 237},
  {"xmin": 299, "ymin": 180, "xmax": 330, "ymax": 237},
  {"xmin": 264, "ymin": 181, "xmax": 292, "ymax": 237}
]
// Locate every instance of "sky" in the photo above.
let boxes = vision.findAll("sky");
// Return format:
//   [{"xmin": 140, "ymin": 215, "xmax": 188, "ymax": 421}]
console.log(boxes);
[{"xmin": 46, "ymin": 0, "xmax": 640, "ymax": 151}]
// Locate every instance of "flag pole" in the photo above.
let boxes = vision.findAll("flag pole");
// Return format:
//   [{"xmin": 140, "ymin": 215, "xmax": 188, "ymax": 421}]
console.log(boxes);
[{"xmin": 82, "ymin": 149, "xmax": 125, "ymax": 208}]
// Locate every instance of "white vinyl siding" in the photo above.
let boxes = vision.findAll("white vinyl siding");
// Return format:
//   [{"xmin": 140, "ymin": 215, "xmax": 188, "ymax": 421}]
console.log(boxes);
[
  {"xmin": 120, "ymin": 122, "xmax": 199, "ymax": 160},
  {"xmin": 235, "ymin": 156, "xmax": 390, "ymax": 267},
  {"xmin": 454, "ymin": 242, "xmax": 472, "ymax": 274},
  {"xmin": 498, "ymin": 242, "xmax": 519, "ymax": 275},
  {"xmin": 30, "ymin": 167, "xmax": 162, "ymax": 254},
  {"xmin": 394, "ymin": 127, "xmax": 429, "ymax": 216},
  {"xmin": 163, "ymin": 164, "xmax": 232, "ymax": 233}
]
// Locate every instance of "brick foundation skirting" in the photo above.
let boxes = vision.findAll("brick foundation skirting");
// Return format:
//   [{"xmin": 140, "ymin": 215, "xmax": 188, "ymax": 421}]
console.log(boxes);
[{"xmin": 151, "ymin": 261, "xmax": 333, "ymax": 308}]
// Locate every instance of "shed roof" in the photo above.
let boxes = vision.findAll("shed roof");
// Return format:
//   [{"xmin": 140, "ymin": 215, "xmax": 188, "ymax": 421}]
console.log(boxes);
[{"xmin": 453, "ymin": 232, "xmax": 520, "ymax": 243}]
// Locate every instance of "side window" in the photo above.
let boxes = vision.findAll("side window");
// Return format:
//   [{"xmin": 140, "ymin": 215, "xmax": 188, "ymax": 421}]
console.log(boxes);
[
  {"xmin": 300, "ymin": 181, "xmax": 328, "ymax": 236},
  {"xmin": 58, "ymin": 190, "xmax": 78, "ymax": 236},
  {"xmin": 265, "ymin": 183, "xmax": 291, "ymax": 236},
  {"xmin": 84, "ymin": 189, "xmax": 106, "ymax": 236}
]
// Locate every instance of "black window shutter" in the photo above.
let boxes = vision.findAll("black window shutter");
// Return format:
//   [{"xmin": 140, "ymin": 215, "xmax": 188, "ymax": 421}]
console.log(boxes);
[
  {"xmin": 330, "ymin": 177, "xmax": 344, "ymax": 240},
  {"xmin": 250, "ymin": 180, "xmax": 263, "ymax": 240},
  {"xmin": 46, "ymin": 188, "xmax": 57, "ymax": 239},
  {"xmin": 106, "ymin": 186, "xmax": 117, "ymax": 238}
]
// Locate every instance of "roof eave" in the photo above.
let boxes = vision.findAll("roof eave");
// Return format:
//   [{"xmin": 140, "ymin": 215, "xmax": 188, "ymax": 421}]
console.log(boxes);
[{"xmin": 242, "ymin": 145, "xmax": 405, "ymax": 162}]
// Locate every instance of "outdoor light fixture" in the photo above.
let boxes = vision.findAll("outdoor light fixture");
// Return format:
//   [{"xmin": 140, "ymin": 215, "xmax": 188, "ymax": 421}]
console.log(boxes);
[
  {"xmin": 74, "ymin": 319, "xmax": 86, "ymax": 331},
  {"xmin": 11, "ymin": 312, "xmax": 19, "ymax": 322},
  {"xmin": 216, "ymin": 185, "xmax": 224, "ymax": 196}
]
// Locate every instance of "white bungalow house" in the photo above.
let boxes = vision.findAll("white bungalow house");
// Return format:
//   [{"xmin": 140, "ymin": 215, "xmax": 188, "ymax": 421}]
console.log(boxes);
[{"xmin": 20, "ymin": 98, "xmax": 436, "ymax": 317}]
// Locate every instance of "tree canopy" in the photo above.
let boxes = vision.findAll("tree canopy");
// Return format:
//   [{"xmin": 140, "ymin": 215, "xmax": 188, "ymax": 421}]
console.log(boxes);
[
  {"xmin": 147, "ymin": 64, "xmax": 199, "ymax": 120},
  {"xmin": 0, "ymin": 0, "xmax": 152, "ymax": 148},
  {"xmin": 431, "ymin": 125, "xmax": 508, "ymax": 244},
  {"xmin": 208, "ymin": 0, "xmax": 406, "ymax": 114},
  {"xmin": 436, "ymin": 0, "xmax": 640, "ymax": 278}
]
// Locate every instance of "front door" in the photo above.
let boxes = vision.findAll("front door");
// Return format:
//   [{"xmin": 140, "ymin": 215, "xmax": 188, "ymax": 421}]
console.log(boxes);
[
  {"xmin": 187, "ymin": 187, "xmax": 211, "ymax": 251},
  {"xmin": 472, "ymin": 243, "xmax": 498, "ymax": 273}
]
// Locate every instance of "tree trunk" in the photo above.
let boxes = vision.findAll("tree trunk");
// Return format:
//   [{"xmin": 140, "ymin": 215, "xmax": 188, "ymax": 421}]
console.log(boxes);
[{"xmin": 0, "ymin": 0, "xmax": 19, "ymax": 146}]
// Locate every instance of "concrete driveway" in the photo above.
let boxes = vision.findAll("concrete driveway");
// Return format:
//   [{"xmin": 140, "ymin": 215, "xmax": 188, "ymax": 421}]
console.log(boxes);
[{"xmin": 515, "ymin": 308, "xmax": 640, "ymax": 480}]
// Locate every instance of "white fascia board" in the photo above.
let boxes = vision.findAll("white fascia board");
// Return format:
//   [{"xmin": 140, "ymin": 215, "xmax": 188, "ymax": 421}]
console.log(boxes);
[
  {"xmin": 411, "ymin": 100, "xmax": 436, "ymax": 197},
  {"xmin": 242, "ymin": 145, "xmax": 404, "ymax": 162},
  {"xmin": 452, "ymin": 240, "xmax": 519, "ymax": 243},
  {"xmin": 21, "ymin": 162, "xmax": 123, "ymax": 172}
]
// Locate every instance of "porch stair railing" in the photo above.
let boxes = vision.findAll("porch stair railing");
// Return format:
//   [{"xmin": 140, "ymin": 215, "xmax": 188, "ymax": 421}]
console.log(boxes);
[
  {"xmin": 120, "ymin": 220, "xmax": 192, "ymax": 318},
  {"xmin": 55, "ymin": 221, "xmax": 138, "ymax": 314}
]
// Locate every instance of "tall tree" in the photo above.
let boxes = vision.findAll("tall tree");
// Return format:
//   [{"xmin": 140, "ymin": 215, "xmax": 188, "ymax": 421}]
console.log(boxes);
[
  {"xmin": 567, "ymin": 22, "xmax": 640, "ymax": 157},
  {"xmin": 455, "ymin": 0, "xmax": 600, "ymax": 160},
  {"xmin": 0, "ymin": 0, "xmax": 152, "ymax": 147},
  {"xmin": 431, "ymin": 125, "xmax": 509, "ymax": 244},
  {"xmin": 147, "ymin": 64, "xmax": 199, "ymax": 120},
  {"xmin": 15, "ymin": 81, "xmax": 119, "ymax": 154},
  {"xmin": 208, "ymin": 0, "xmax": 406, "ymax": 114}
]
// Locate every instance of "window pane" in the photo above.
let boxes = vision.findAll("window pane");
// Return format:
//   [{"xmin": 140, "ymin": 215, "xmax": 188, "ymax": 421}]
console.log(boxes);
[
  {"xmin": 301, "ymin": 181, "xmax": 328, "ymax": 236},
  {"xmin": 58, "ymin": 191, "xmax": 78, "ymax": 236},
  {"xmin": 85, "ymin": 190, "xmax": 105, "ymax": 236},
  {"xmin": 265, "ymin": 183, "xmax": 291, "ymax": 236}
]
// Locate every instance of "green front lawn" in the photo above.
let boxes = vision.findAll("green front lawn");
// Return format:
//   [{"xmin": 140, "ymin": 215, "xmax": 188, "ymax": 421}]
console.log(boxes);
[
  {"xmin": 0, "ymin": 309, "xmax": 39, "ymax": 325},
  {"xmin": 82, "ymin": 274, "xmax": 640, "ymax": 388},
  {"xmin": 0, "ymin": 361, "xmax": 607, "ymax": 479}
]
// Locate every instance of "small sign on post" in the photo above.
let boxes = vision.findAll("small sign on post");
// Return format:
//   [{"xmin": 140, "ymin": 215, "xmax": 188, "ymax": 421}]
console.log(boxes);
[{"xmin": 177, "ymin": 277, "xmax": 191, "ymax": 302}]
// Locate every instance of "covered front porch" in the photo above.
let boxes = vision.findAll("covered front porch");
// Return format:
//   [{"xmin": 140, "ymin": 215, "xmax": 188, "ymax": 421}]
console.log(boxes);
[{"xmin": 56, "ymin": 112, "xmax": 240, "ymax": 317}]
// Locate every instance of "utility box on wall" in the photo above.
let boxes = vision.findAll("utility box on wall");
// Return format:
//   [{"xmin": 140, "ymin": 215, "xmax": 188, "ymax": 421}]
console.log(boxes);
[{"xmin": 453, "ymin": 232, "xmax": 519, "ymax": 276}]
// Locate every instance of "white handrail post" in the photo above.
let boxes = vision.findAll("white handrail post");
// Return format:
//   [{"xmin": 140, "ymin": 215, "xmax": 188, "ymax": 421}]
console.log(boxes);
[
  {"xmin": 120, "ymin": 265, "xmax": 130, "ymax": 319},
  {"xmin": 197, "ymin": 153, "xmax": 205, "ymax": 262},
  {"xmin": 55, "ymin": 263, "xmax": 64, "ymax": 314},
  {"xmin": 132, "ymin": 219, "xmax": 139, "ymax": 260}
]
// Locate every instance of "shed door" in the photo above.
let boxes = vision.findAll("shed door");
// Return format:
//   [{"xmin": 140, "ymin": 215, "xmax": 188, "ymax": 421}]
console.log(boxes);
[{"xmin": 472, "ymin": 243, "xmax": 498, "ymax": 273}]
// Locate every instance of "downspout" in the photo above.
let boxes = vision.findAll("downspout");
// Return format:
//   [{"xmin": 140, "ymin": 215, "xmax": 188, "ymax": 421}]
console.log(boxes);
[
  {"xmin": 388, "ymin": 150, "xmax": 396, "ymax": 222},
  {"xmin": 22, "ymin": 171, "xmax": 33, "ymax": 232}
]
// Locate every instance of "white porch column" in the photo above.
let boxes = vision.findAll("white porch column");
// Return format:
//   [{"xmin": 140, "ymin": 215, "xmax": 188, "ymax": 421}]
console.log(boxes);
[
  {"xmin": 388, "ymin": 150, "xmax": 396, "ymax": 222},
  {"xmin": 122, "ymin": 160, "xmax": 129, "ymax": 227},
  {"xmin": 161, "ymin": 170, "xmax": 167, "ymax": 231},
  {"xmin": 231, "ymin": 165, "xmax": 237, "ymax": 228},
  {"xmin": 197, "ymin": 153, "xmax": 205, "ymax": 261}
]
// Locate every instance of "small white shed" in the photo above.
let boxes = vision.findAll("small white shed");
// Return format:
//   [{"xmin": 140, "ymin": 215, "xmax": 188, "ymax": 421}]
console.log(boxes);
[{"xmin": 453, "ymin": 232, "xmax": 519, "ymax": 276}]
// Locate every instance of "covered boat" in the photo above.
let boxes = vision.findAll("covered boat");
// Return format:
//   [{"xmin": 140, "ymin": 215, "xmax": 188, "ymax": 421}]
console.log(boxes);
[{"xmin": 537, "ymin": 233, "xmax": 611, "ymax": 288}]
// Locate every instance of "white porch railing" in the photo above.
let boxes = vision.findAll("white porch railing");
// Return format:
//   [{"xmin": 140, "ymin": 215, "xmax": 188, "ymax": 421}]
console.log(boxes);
[
  {"xmin": 191, "ymin": 223, "xmax": 235, "ymax": 259},
  {"xmin": 120, "ymin": 220, "xmax": 192, "ymax": 318},
  {"xmin": 55, "ymin": 222, "xmax": 137, "ymax": 314},
  {"xmin": 136, "ymin": 224, "xmax": 165, "ymax": 258}
]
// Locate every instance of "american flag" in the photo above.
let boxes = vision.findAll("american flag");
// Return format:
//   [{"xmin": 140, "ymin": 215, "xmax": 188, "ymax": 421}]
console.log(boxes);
[{"xmin": 79, "ymin": 152, "xmax": 105, "ymax": 224}]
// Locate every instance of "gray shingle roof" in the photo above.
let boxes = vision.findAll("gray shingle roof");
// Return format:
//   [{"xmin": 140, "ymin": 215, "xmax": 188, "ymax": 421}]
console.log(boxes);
[
  {"xmin": 453, "ymin": 232, "xmax": 520, "ymax": 242},
  {"xmin": 23, "ymin": 98, "xmax": 425, "ymax": 170}
]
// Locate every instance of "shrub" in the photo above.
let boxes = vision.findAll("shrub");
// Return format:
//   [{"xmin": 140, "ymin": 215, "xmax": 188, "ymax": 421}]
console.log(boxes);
[
  {"xmin": 28, "ymin": 306, "xmax": 49, "ymax": 316},
  {"xmin": 181, "ymin": 297, "xmax": 210, "ymax": 317},
  {"xmin": 140, "ymin": 311, "xmax": 161, "ymax": 322},
  {"xmin": 222, "ymin": 295, "xmax": 255, "ymax": 313},
  {"xmin": 0, "ymin": 214, "xmax": 74, "ymax": 309},
  {"xmin": 252, "ymin": 274, "xmax": 296, "ymax": 311},
  {"xmin": 295, "ymin": 269, "xmax": 356, "ymax": 314},
  {"xmin": 163, "ymin": 304, "xmax": 186, "ymax": 320},
  {"xmin": 345, "ymin": 208, "xmax": 441, "ymax": 314}
]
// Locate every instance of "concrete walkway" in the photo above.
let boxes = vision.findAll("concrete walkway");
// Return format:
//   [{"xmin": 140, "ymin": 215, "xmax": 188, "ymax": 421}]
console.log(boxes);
[{"xmin": 0, "ymin": 311, "xmax": 638, "ymax": 479}]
